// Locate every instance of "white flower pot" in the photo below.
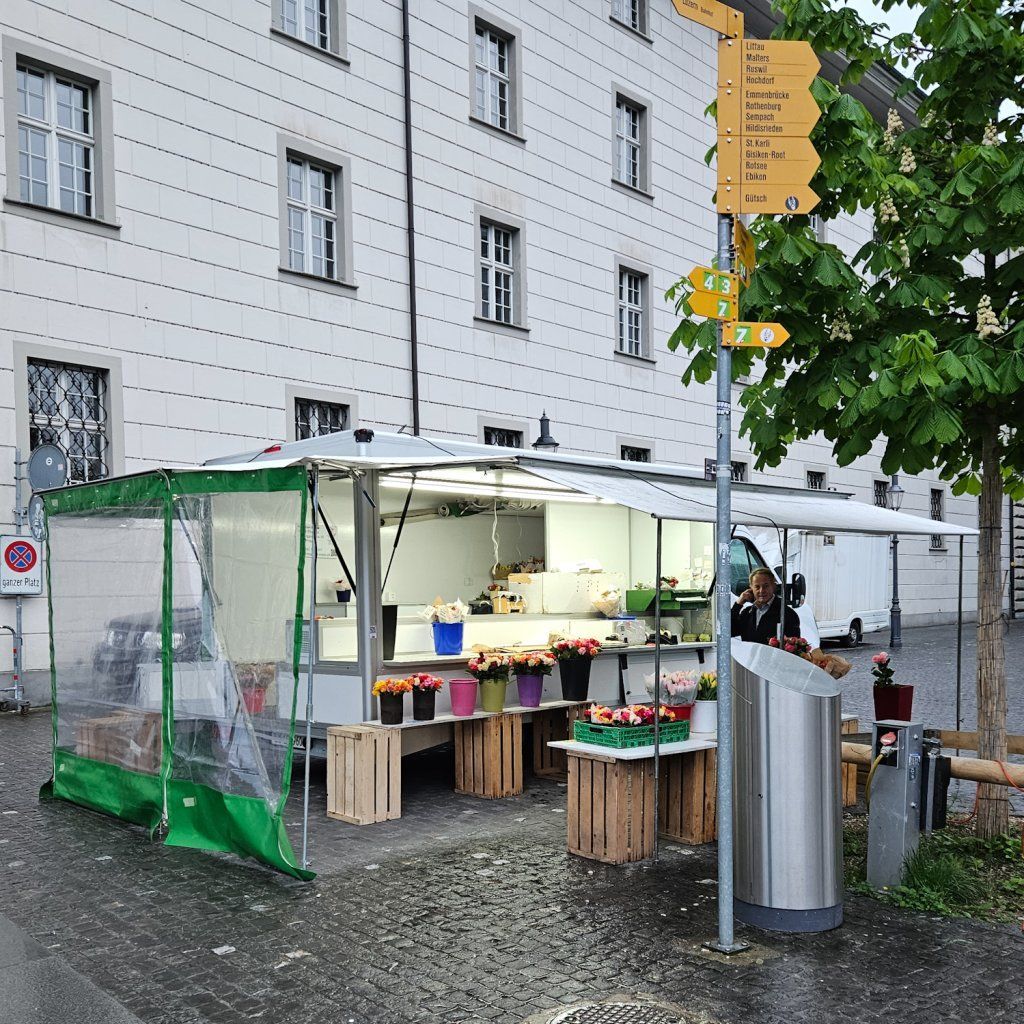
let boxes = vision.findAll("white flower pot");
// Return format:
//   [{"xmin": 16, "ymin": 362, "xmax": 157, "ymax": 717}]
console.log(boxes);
[{"xmin": 690, "ymin": 699, "xmax": 717, "ymax": 734}]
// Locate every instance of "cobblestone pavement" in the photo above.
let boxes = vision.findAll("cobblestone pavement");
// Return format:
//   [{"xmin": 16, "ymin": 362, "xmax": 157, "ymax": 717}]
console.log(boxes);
[{"xmin": 1, "ymin": 626, "xmax": 1022, "ymax": 1024}]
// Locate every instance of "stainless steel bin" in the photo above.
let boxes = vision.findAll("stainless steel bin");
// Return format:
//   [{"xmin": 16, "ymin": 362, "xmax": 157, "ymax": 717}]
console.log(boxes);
[{"xmin": 731, "ymin": 639, "xmax": 843, "ymax": 932}]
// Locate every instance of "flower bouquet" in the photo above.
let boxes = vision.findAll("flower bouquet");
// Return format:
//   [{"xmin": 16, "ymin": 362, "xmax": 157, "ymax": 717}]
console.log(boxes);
[
  {"xmin": 644, "ymin": 670, "xmax": 698, "ymax": 720},
  {"xmin": 768, "ymin": 636, "xmax": 813, "ymax": 658},
  {"xmin": 574, "ymin": 702, "xmax": 688, "ymax": 747},
  {"xmin": 509, "ymin": 651, "xmax": 556, "ymax": 708},
  {"xmin": 419, "ymin": 597, "xmax": 469, "ymax": 655},
  {"xmin": 372, "ymin": 676, "xmax": 413, "ymax": 725},
  {"xmin": 408, "ymin": 672, "xmax": 444, "ymax": 721},
  {"xmin": 550, "ymin": 638, "xmax": 602, "ymax": 701},
  {"xmin": 467, "ymin": 653, "xmax": 511, "ymax": 712},
  {"xmin": 870, "ymin": 651, "xmax": 913, "ymax": 720}
]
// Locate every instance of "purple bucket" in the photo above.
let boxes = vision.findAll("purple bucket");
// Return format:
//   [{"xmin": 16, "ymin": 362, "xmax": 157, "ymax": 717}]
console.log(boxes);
[{"xmin": 516, "ymin": 673, "xmax": 544, "ymax": 708}]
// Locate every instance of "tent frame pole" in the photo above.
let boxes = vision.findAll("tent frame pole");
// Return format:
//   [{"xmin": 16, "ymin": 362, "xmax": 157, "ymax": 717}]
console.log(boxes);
[
  {"xmin": 301, "ymin": 465, "xmax": 320, "ymax": 870},
  {"xmin": 777, "ymin": 528, "xmax": 789, "ymax": 645},
  {"xmin": 653, "ymin": 516, "xmax": 663, "ymax": 863}
]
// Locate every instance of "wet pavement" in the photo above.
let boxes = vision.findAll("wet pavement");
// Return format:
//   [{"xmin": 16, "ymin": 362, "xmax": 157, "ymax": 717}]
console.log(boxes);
[{"xmin": 0, "ymin": 624, "xmax": 1022, "ymax": 1024}]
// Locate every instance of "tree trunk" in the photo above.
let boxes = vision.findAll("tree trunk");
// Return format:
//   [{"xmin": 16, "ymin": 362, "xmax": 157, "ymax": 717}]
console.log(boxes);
[{"xmin": 976, "ymin": 418, "xmax": 1008, "ymax": 838}]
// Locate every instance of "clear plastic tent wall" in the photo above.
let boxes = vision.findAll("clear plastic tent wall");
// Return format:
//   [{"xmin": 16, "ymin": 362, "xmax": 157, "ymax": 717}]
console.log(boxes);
[{"xmin": 40, "ymin": 467, "xmax": 312, "ymax": 879}]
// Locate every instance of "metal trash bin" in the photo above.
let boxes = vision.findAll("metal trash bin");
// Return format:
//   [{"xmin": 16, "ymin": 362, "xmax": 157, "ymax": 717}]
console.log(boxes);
[{"xmin": 731, "ymin": 639, "xmax": 843, "ymax": 932}]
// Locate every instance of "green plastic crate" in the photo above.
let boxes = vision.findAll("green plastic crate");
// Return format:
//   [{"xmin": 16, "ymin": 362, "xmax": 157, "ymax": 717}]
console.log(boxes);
[{"xmin": 573, "ymin": 719, "xmax": 691, "ymax": 749}]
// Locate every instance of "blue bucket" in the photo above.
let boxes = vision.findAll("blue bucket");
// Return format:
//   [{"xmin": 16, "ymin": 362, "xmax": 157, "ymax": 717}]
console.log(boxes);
[{"xmin": 432, "ymin": 621, "xmax": 464, "ymax": 656}]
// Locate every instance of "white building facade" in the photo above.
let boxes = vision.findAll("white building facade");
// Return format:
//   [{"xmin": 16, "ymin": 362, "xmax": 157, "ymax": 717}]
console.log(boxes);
[{"xmin": 0, "ymin": 0, "xmax": 989, "ymax": 699}]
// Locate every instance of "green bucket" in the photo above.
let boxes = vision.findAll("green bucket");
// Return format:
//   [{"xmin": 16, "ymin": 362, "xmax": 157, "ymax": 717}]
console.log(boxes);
[{"xmin": 479, "ymin": 677, "xmax": 509, "ymax": 713}]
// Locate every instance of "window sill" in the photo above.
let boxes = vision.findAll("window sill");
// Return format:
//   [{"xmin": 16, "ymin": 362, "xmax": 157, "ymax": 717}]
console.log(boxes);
[
  {"xmin": 270, "ymin": 27, "xmax": 350, "ymax": 68},
  {"xmin": 278, "ymin": 267, "xmax": 358, "ymax": 294},
  {"xmin": 611, "ymin": 178, "xmax": 654, "ymax": 203},
  {"xmin": 613, "ymin": 350, "xmax": 656, "ymax": 368},
  {"xmin": 609, "ymin": 15, "xmax": 653, "ymax": 44},
  {"xmin": 469, "ymin": 115, "xmax": 527, "ymax": 145},
  {"xmin": 4, "ymin": 198, "xmax": 121, "ymax": 237},
  {"xmin": 929, "ymin": 546, "xmax": 948, "ymax": 554},
  {"xmin": 473, "ymin": 315, "xmax": 529, "ymax": 338}
]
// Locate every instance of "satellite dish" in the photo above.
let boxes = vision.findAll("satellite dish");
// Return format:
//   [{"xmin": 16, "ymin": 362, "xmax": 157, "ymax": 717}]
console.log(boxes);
[
  {"xmin": 28, "ymin": 494, "xmax": 46, "ymax": 542},
  {"xmin": 27, "ymin": 444, "xmax": 68, "ymax": 491}
]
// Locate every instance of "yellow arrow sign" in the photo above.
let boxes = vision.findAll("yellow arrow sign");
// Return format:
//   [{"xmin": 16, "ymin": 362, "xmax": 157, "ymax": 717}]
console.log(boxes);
[
  {"xmin": 742, "ymin": 40, "xmax": 819, "ymax": 87},
  {"xmin": 723, "ymin": 322, "xmax": 790, "ymax": 348},
  {"xmin": 687, "ymin": 266, "xmax": 738, "ymax": 296},
  {"xmin": 717, "ymin": 134, "xmax": 821, "ymax": 186},
  {"xmin": 689, "ymin": 290, "xmax": 738, "ymax": 321},
  {"xmin": 734, "ymin": 219, "xmax": 755, "ymax": 282},
  {"xmin": 671, "ymin": 0, "xmax": 743, "ymax": 36},
  {"xmin": 719, "ymin": 90, "xmax": 821, "ymax": 138},
  {"xmin": 718, "ymin": 183, "xmax": 820, "ymax": 215}
]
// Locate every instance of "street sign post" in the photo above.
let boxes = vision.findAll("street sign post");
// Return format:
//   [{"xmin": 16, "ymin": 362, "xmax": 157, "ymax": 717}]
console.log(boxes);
[
  {"xmin": 687, "ymin": 267, "xmax": 738, "ymax": 296},
  {"xmin": 1, "ymin": 536, "xmax": 42, "ymax": 597},
  {"xmin": 688, "ymin": 290, "xmax": 738, "ymax": 321}
]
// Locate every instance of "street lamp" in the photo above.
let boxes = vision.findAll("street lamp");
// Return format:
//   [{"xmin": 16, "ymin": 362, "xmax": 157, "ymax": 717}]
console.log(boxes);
[
  {"xmin": 531, "ymin": 411, "xmax": 559, "ymax": 452},
  {"xmin": 887, "ymin": 476, "xmax": 905, "ymax": 649}
]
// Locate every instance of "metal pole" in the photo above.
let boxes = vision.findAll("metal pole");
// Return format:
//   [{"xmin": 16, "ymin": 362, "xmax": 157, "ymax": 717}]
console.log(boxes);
[
  {"xmin": 13, "ymin": 449, "xmax": 24, "ymax": 705},
  {"xmin": 706, "ymin": 211, "xmax": 746, "ymax": 955},
  {"xmin": 653, "ymin": 516, "xmax": 663, "ymax": 864},
  {"xmin": 301, "ymin": 466, "xmax": 320, "ymax": 870},
  {"xmin": 956, "ymin": 534, "xmax": 964, "ymax": 742},
  {"xmin": 777, "ymin": 528, "xmax": 789, "ymax": 645},
  {"xmin": 889, "ymin": 475, "xmax": 902, "ymax": 649}
]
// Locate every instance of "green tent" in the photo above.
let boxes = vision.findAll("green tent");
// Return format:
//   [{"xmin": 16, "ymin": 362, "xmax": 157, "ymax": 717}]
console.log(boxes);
[{"xmin": 40, "ymin": 466, "xmax": 312, "ymax": 879}]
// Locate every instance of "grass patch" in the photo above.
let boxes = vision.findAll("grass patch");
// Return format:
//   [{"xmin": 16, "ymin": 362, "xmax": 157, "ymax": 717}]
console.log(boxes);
[{"xmin": 844, "ymin": 814, "xmax": 1024, "ymax": 923}]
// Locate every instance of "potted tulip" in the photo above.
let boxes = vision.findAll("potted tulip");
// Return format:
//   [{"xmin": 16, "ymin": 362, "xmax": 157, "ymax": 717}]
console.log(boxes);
[
  {"xmin": 509, "ymin": 651, "xmax": 556, "ymax": 708},
  {"xmin": 690, "ymin": 671, "xmax": 717, "ymax": 733},
  {"xmin": 409, "ymin": 673, "xmax": 444, "ymax": 721},
  {"xmin": 550, "ymin": 638, "xmax": 602, "ymax": 700},
  {"xmin": 871, "ymin": 652, "xmax": 913, "ymax": 720},
  {"xmin": 467, "ymin": 653, "xmax": 511, "ymax": 713},
  {"xmin": 372, "ymin": 676, "xmax": 412, "ymax": 725}
]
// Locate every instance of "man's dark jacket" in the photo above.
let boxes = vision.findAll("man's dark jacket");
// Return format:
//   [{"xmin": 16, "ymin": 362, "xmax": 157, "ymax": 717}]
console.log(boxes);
[{"xmin": 730, "ymin": 595, "xmax": 802, "ymax": 645}]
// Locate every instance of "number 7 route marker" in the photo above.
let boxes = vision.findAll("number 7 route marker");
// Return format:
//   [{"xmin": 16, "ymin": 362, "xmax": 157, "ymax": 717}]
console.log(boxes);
[{"xmin": 723, "ymin": 322, "xmax": 789, "ymax": 348}]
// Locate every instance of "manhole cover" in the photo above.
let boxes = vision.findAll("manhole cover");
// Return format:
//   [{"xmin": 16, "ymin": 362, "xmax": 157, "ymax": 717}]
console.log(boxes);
[{"xmin": 549, "ymin": 1004, "xmax": 683, "ymax": 1024}]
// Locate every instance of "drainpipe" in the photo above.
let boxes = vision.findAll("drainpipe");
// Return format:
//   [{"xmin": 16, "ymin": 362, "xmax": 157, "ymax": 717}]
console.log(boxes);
[{"xmin": 401, "ymin": 0, "xmax": 421, "ymax": 435}]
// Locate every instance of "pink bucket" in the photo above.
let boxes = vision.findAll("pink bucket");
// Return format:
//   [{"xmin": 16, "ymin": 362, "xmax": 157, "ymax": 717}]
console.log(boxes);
[{"xmin": 448, "ymin": 677, "xmax": 478, "ymax": 717}]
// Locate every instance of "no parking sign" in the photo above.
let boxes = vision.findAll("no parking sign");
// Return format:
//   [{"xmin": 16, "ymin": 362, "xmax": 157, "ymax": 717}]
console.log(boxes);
[{"xmin": 1, "ymin": 536, "xmax": 42, "ymax": 596}]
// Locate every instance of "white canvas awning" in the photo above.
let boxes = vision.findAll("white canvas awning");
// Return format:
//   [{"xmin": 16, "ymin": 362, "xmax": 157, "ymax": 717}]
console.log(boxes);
[{"xmin": 520, "ymin": 462, "xmax": 977, "ymax": 537}]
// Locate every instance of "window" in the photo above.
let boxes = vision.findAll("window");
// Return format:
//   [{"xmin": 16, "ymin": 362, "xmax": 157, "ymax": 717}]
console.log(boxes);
[
  {"xmin": 474, "ymin": 207, "xmax": 527, "ymax": 331},
  {"xmin": 3, "ymin": 37, "xmax": 116, "ymax": 228},
  {"xmin": 809, "ymin": 214, "xmax": 825, "ymax": 241},
  {"xmin": 295, "ymin": 397, "xmax": 348, "ymax": 440},
  {"xmin": 620, "ymin": 445, "xmax": 651, "ymax": 463},
  {"xmin": 930, "ymin": 488, "xmax": 945, "ymax": 550},
  {"xmin": 277, "ymin": 135, "xmax": 354, "ymax": 289},
  {"xmin": 271, "ymin": 0, "xmax": 347, "ymax": 62},
  {"xmin": 611, "ymin": 0, "xmax": 648, "ymax": 35},
  {"xmin": 618, "ymin": 268, "xmax": 644, "ymax": 356},
  {"xmin": 806, "ymin": 470, "xmax": 826, "ymax": 490},
  {"xmin": 27, "ymin": 358, "xmax": 109, "ymax": 483},
  {"xmin": 483, "ymin": 426, "xmax": 522, "ymax": 448},
  {"xmin": 874, "ymin": 480, "xmax": 889, "ymax": 508},
  {"xmin": 469, "ymin": 9, "xmax": 523, "ymax": 138},
  {"xmin": 612, "ymin": 87, "xmax": 652, "ymax": 195}
]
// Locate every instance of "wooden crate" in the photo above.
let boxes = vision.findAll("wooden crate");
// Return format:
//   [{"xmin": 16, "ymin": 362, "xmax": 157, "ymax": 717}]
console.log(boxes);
[
  {"xmin": 841, "ymin": 717, "xmax": 859, "ymax": 807},
  {"xmin": 454, "ymin": 713, "xmax": 523, "ymax": 799},
  {"xmin": 658, "ymin": 747, "xmax": 718, "ymax": 846},
  {"xmin": 326, "ymin": 725, "xmax": 401, "ymax": 825},
  {"xmin": 566, "ymin": 752, "xmax": 656, "ymax": 864},
  {"xmin": 532, "ymin": 703, "xmax": 588, "ymax": 780}
]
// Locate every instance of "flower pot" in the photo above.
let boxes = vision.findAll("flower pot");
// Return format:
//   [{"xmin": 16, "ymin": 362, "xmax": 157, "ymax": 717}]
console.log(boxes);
[
  {"xmin": 448, "ymin": 677, "xmax": 478, "ymax": 717},
  {"xmin": 335, "ymin": 588, "xmax": 351, "ymax": 603},
  {"xmin": 558, "ymin": 659, "xmax": 592, "ymax": 701},
  {"xmin": 690, "ymin": 699, "xmax": 717, "ymax": 734},
  {"xmin": 432, "ymin": 621, "xmax": 464, "ymax": 656},
  {"xmin": 873, "ymin": 684, "xmax": 914, "ymax": 722},
  {"xmin": 515, "ymin": 673, "xmax": 544, "ymax": 708},
  {"xmin": 412, "ymin": 688, "xmax": 436, "ymax": 721},
  {"xmin": 479, "ymin": 677, "xmax": 509, "ymax": 713},
  {"xmin": 379, "ymin": 692, "xmax": 404, "ymax": 725},
  {"xmin": 663, "ymin": 704, "xmax": 693, "ymax": 722},
  {"xmin": 242, "ymin": 687, "xmax": 266, "ymax": 714}
]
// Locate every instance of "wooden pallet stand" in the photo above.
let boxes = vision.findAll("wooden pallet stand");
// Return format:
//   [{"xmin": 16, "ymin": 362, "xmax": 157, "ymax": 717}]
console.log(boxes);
[
  {"xmin": 566, "ymin": 751, "xmax": 656, "ymax": 864},
  {"xmin": 454, "ymin": 713, "xmax": 523, "ymax": 799},
  {"xmin": 327, "ymin": 725, "xmax": 401, "ymax": 825},
  {"xmin": 658, "ymin": 747, "xmax": 717, "ymax": 846},
  {"xmin": 532, "ymin": 703, "xmax": 588, "ymax": 779}
]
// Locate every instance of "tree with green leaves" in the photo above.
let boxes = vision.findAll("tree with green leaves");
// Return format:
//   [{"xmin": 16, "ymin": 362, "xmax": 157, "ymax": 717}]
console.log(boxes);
[{"xmin": 668, "ymin": 0, "xmax": 1024, "ymax": 836}]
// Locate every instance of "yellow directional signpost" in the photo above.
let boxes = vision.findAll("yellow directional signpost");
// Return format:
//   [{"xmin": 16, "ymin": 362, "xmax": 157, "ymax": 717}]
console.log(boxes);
[
  {"xmin": 687, "ymin": 266, "xmax": 738, "ymax": 297},
  {"xmin": 733, "ymin": 219, "xmax": 755, "ymax": 285},
  {"xmin": 723, "ymin": 322, "xmax": 790, "ymax": 348},
  {"xmin": 688, "ymin": 290, "xmax": 738, "ymax": 321}
]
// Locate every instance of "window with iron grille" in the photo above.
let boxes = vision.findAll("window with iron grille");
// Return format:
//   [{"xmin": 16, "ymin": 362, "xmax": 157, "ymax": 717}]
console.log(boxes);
[
  {"xmin": 930, "ymin": 488, "xmax": 945, "ymax": 549},
  {"xmin": 474, "ymin": 24, "xmax": 512, "ymax": 132},
  {"xmin": 295, "ymin": 398, "xmax": 348, "ymax": 440},
  {"xmin": 17, "ymin": 63, "xmax": 94, "ymax": 216},
  {"xmin": 617, "ymin": 268, "xmax": 646, "ymax": 356},
  {"xmin": 480, "ymin": 220, "xmax": 516, "ymax": 324},
  {"xmin": 806, "ymin": 470, "xmax": 826, "ymax": 490},
  {"xmin": 279, "ymin": 0, "xmax": 330, "ymax": 49},
  {"xmin": 611, "ymin": 0, "xmax": 647, "ymax": 34},
  {"xmin": 874, "ymin": 480, "xmax": 889, "ymax": 508},
  {"xmin": 483, "ymin": 426, "xmax": 522, "ymax": 448},
  {"xmin": 731, "ymin": 461, "xmax": 747, "ymax": 483},
  {"xmin": 614, "ymin": 96, "xmax": 644, "ymax": 191},
  {"xmin": 27, "ymin": 358, "xmax": 108, "ymax": 483},
  {"xmin": 620, "ymin": 445, "xmax": 650, "ymax": 463},
  {"xmin": 286, "ymin": 156, "xmax": 337, "ymax": 280}
]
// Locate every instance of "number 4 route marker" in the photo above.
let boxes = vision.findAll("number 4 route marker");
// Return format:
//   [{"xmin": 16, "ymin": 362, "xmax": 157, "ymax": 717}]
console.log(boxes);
[{"xmin": 723, "ymin": 322, "xmax": 790, "ymax": 348}]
